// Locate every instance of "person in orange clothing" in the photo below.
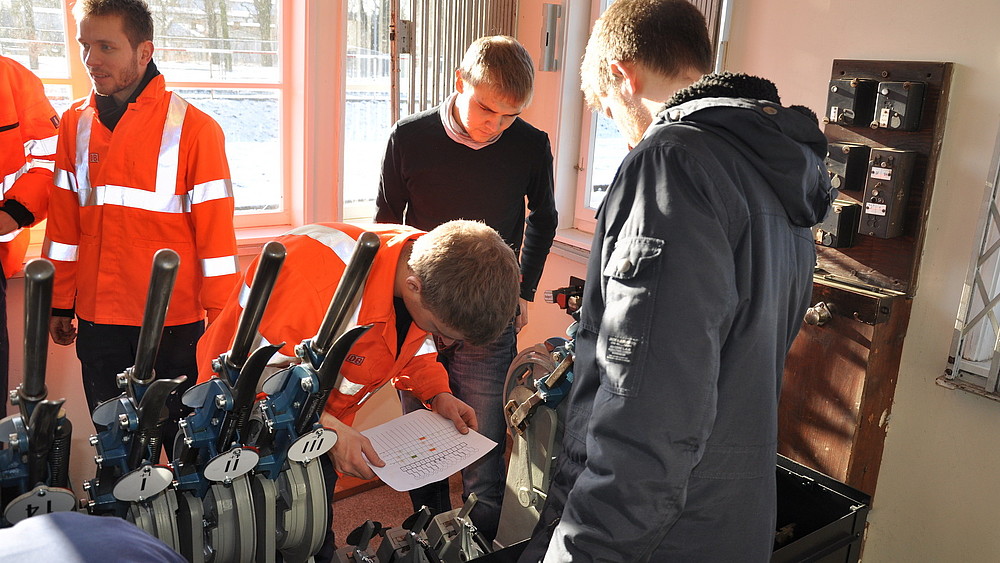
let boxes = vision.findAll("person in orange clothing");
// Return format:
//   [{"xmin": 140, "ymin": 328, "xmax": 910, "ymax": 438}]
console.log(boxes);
[
  {"xmin": 44, "ymin": 0, "xmax": 238, "ymax": 448},
  {"xmin": 0, "ymin": 56, "xmax": 59, "ymax": 417},
  {"xmin": 197, "ymin": 220, "xmax": 519, "ymax": 562}
]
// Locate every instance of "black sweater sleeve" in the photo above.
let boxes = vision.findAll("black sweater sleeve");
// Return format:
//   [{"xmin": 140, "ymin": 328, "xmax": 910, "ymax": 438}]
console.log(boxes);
[
  {"xmin": 518, "ymin": 134, "xmax": 558, "ymax": 301},
  {"xmin": 375, "ymin": 126, "xmax": 407, "ymax": 223}
]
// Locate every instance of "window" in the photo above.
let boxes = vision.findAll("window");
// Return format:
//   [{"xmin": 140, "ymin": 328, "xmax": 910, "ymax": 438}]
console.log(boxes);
[
  {"xmin": 569, "ymin": 0, "xmax": 729, "ymax": 233},
  {"xmin": 9, "ymin": 0, "xmax": 288, "ymax": 228},
  {"xmin": 343, "ymin": 0, "xmax": 393, "ymax": 221},
  {"xmin": 942, "ymin": 127, "xmax": 1000, "ymax": 400}
]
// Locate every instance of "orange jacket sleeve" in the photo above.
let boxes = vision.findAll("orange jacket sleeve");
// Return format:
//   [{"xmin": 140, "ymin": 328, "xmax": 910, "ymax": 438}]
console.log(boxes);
[
  {"xmin": 182, "ymin": 106, "xmax": 239, "ymax": 322},
  {"xmin": 1, "ymin": 56, "xmax": 58, "ymax": 222},
  {"xmin": 393, "ymin": 335, "xmax": 452, "ymax": 404},
  {"xmin": 44, "ymin": 104, "xmax": 83, "ymax": 311}
]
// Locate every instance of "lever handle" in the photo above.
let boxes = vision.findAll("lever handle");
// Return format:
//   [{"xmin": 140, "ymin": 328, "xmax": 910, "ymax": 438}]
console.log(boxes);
[{"xmin": 804, "ymin": 301, "xmax": 833, "ymax": 326}]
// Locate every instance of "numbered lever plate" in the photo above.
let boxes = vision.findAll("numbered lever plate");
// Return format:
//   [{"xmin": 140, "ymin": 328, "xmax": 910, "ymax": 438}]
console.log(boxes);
[
  {"xmin": 4, "ymin": 485, "xmax": 77, "ymax": 524},
  {"xmin": 113, "ymin": 464, "xmax": 175, "ymax": 502},
  {"xmin": 287, "ymin": 427, "xmax": 338, "ymax": 463},
  {"xmin": 204, "ymin": 447, "xmax": 261, "ymax": 482}
]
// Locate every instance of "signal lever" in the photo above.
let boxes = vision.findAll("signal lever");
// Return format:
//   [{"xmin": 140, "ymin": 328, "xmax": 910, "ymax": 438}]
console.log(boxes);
[{"xmin": 0, "ymin": 259, "xmax": 76, "ymax": 526}]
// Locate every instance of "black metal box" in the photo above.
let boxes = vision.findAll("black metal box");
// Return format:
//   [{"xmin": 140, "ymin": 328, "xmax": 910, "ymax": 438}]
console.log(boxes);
[
  {"xmin": 813, "ymin": 200, "xmax": 861, "ymax": 248},
  {"xmin": 873, "ymin": 81, "xmax": 925, "ymax": 131},
  {"xmin": 826, "ymin": 142, "xmax": 870, "ymax": 193},
  {"xmin": 773, "ymin": 455, "xmax": 871, "ymax": 563},
  {"xmin": 825, "ymin": 78, "xmax": 878, "ymax": 127},
  {"xmin": 480, "ymin": 456, "xmax": 871, "ymax": 563},
  {"xmin": 859, "ymin": 148, "xmax": 917, "ymax": 239}
]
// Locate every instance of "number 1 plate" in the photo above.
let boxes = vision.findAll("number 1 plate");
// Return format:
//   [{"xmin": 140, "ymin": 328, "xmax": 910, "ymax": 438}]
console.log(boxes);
[{"xmin": 113, "ymin": 464, "xmax": 175, "ymax": 502}]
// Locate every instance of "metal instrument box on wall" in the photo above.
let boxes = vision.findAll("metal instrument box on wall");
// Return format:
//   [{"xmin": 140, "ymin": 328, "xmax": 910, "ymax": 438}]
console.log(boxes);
[
  {"xmin": 874, "ymin": 81, "xmax": 925, "ymax": 131},
  {"xmin": 826, "ymin": 142, "xmax": 871, "ymax": 193},
  {"xmin": 860, "ymin": 148, "xmax": 917, "ymax": 239},
  {"xmin": 825, "ymin": 78, "xmax": 878, "ymax": 127},
  {"xmin": 814, "ymin": 201, "xmax": 861, "ymax": 248}
]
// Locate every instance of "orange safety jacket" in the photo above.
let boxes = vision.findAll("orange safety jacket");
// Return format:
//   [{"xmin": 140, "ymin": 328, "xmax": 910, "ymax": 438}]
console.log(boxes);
[
  {"xmin": 44, "ymin": 75, "xmax": 238, "ymax": 325},
  {"xmin": 196, "ymin": 223, "xmax": 452, "ymax": 425},
  {"xmin": 0, "ymin": 56, "xmax": 58, "ymax": 278}
]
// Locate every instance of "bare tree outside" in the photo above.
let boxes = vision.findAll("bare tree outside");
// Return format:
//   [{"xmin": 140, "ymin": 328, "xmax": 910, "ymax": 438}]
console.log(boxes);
[{"xmin": 250, "ymin": 0, "xmax": 273, "ymax": 67}]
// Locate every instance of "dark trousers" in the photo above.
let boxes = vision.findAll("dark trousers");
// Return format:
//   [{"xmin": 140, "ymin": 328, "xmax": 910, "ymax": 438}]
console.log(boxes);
[
  {"xmin": 76, "ymin": 318, "xmax": 203, "ymax": 459},
  {"xmin": 313, "ymin": 452, "xmax": 338, "ymax": 563}
]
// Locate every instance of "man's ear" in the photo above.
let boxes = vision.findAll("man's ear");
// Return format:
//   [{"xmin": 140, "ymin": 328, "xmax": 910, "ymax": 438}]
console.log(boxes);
[
  {"xmin": 454, "ymin": 69, "xmax": 465, "ymax": 93},
  {"xmin": 138, "ymin": 40, "xmax": 154, "ymax": 65},
  {"xmin": 404, "ymin": 275, "xmax": 423, "ymax": 296},
  {"xmin": 609, "ymin": 60, "xmax": 640, "ymax": 97}
]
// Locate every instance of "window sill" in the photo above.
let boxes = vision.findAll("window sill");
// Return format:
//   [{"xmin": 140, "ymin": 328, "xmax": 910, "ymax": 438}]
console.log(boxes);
[
  {"xmin": 234, "ymin": 224, "xmax": 296, "ymax": 256},
  {"xmin": 552, "ymin": 228, "xmax": 592, "ymax": 264},
  {"xmin": 935, "ymin": 374, "xmax": 1000, "ymax": 403}
]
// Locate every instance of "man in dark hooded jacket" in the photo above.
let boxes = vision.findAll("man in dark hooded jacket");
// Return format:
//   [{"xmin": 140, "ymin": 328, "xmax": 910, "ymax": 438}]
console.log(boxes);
[{"xmin": 521, "ymin": 1, "xmax": 833, "ymax": 561}]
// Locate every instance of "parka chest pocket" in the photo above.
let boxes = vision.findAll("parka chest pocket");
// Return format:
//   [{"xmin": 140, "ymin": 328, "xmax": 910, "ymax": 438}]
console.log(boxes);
[{"xmin": 597, "ymin": 236, "xmax": 664, "ymax": 396}]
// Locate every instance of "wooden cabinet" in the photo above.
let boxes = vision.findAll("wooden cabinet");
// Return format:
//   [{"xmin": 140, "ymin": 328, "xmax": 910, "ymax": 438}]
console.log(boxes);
[{"xmin": 777, "ymin": 60, "xmax": 952, "ymax": 496}]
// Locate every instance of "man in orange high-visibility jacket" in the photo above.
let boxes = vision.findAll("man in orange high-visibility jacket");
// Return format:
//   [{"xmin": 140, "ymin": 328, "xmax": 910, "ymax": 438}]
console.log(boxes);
[
  {"xmin": 0, "ymin": 55, "xmax": 59, "ymax": 417},
  {"xmin": 197, "ymin": 220, "xmax": 520, "ymax": 562},
  {"xmin": 44, "ymin": 0, "xmax": 238, "ymax": 448}
]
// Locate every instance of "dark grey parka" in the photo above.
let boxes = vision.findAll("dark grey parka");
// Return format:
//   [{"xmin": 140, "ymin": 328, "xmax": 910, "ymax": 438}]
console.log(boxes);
[{"xmin": 527, "ymin": 74, "xmax": 833, "ymax": 562}]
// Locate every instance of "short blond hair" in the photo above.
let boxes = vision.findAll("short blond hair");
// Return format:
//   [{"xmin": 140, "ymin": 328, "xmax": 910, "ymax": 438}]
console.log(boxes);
[
  {"xmin": 458, "ymin": 36, "xmax": 535, "ymax": 107},
  {"xmin": 581, "ymin": 0, "xmax": 712, "ymax": 110},
  {"xmin": 409, "ymin": 220, "xmax": 519, "ymax": 346}
]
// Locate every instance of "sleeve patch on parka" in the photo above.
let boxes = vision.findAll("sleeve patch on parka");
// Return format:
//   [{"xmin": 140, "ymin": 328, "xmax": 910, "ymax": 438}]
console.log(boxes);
[{"xmin": 606, "ymin": 335, "xmax": 639, "ymax": 364}]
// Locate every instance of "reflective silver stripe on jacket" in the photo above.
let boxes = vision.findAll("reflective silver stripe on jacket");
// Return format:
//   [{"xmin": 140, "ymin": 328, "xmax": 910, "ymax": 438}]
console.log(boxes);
[
  {"xmin": 1, "ymin": 169, "xmax": 19, "ymax": 193},
  {"xmin": 69, "ymin": 93, "xmax": 209, "ymax": 213},
  {"xmin": 414, "ymin": 335, "xmax": 438, "ymax": 356},
  {"xmin": 284, "ymin": 224, "xmax": 367, "ymax": 328},
  {"xmin": 202, "ymin": 255, "xmax": 239, "ymax": 278},
  {"xmin": 192, "ymin": 178, "xmax": 233, "ymax": 203},
  {"xmin": 27, "ymin": 134, "xmax": 58, "ymax": 158},
  {"xmin": 237, "ymin": 281, "xmax": 252, "ymax": 309},
  {"xmin": 43, "ymin": 239, "xmax": 79, "ymax": 262},
  {"xmin": 3, "ymin": 135, "xmax": 59, "ymax": 193}
]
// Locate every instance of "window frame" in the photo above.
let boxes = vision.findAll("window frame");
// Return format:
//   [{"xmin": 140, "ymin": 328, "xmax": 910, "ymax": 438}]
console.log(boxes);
[
  {"xmin": 941, "ymin": 125, "xmax": 1000, "ymax": 401},
  {"xmin": 565, "ymin": 0, "xmax": 730, "ymax": 237}
]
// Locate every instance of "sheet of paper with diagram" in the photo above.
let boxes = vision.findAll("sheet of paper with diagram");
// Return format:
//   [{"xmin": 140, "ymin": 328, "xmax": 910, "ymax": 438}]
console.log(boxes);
[{"xmin": 362, "ymin": 409, "xmax": 497, "ymax": 491}]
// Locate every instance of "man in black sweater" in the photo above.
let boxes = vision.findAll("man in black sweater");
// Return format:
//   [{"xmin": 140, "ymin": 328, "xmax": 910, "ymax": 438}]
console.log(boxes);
[{"xmin": 375, "ymin": 35, "xmax": 557, "ymax": 542}]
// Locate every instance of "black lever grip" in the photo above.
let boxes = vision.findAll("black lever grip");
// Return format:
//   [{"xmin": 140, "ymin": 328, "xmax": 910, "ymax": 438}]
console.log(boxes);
[
  {"xmin": 229, "ymin": 241, "xmax": 286, "ymax": 369},
  {"xmin": 295, "ymin": 324, "xmax": 371, "ymax": 435},
  {"xmin": 26, "ymin": 399, "xmax": 64, "ymax": 486},
  {"xmin": 132, "ymin": 249, "xmax": 180, "ymax": 386},
  {"xmin": 216, "ymin": 342, "xmax": 283, "ymax": 452},
  {"xmin": 311, "ymin": 232, "xmax": 379, "ymax": 360},
  {"xmin": 127, "ymin": 375, "xmax": 186, "ymax": 469},
  {"xmin": 20, "ymin": 259, "xmax": 54, "ymax": 416}
]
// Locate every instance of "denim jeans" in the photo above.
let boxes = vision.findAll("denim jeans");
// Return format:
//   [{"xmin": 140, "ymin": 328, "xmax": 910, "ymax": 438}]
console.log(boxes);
[{"xmin": 400, "ymin": 322, "xmax": 516, "ymax": 542}]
